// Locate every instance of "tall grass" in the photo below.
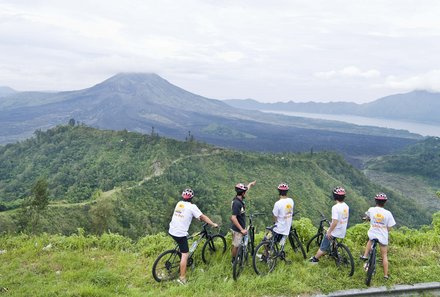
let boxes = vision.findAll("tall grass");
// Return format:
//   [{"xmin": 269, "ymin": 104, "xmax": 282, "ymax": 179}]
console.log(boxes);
[{"xmin": 1, "ymin": 216, "xmax": 439, "ymax": 297}]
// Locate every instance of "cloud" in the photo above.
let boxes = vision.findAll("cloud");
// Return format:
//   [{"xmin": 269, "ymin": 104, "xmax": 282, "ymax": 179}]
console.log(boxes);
[
  {"xmin": 315, "ymin": 66, "xmax": 381, "ymax": 79},
  {"xmin": 378, "ymin": 70, "xmax": 440, "ymax": 92}
]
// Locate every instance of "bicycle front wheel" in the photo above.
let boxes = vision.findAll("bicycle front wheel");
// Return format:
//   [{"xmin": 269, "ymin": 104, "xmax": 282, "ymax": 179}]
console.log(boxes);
[
  {"xmin": 152, "ymin": 249, "xmax": 181, "ymax": 282},
  {"xmin": 202, "ymin": 234, "xmax": 227, "ymax": 264},
  {"xmin": 306, "ymin": 233, "xmax": 323, "ymax": 254},
  {"xmin": 289, "ymin": 232, "xmax": 307, "ymax": 259},
  {"xmin": 335, "ymin": 243, "xmax": 354, "ymax": 277},
  {"xmin": 253, "ymin": 241, "xmax": 277, "ymax": 276},
  {"xmin": 365, "ymin": 247, "xmax": 376, "ymax": 286},
  {"xmin": 233, "ymin": 245, "xmax": 245, "ymax": 281}
]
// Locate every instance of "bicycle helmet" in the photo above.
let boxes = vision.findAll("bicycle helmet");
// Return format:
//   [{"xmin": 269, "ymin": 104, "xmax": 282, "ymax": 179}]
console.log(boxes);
[
  {"xmin": 333, "ymin": 187, "xmax": 346, "ymax": 196},
  {"xmin": 235, "ymin": 183, "xmax": 248, "ymax": 194},
  {"xmin": 181, "ymin": 188, "xmax": 194, "ymax": 200},
  {"xmin": 374, "ymin": 193, "xmax": 387, "ymax": 201},
  {"xmin": 277, "ymin": 183, "xmax": 289, "ymax": 191}
]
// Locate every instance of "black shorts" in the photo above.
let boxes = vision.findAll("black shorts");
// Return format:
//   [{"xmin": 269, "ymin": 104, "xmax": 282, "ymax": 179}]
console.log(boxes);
[
  {"xmin": 273, "ymin": 232, "xmax": 284, "ymax": 243},
  {"xmin": 170, "ymin": 234, "xmax": 189, "ymax": 253}
]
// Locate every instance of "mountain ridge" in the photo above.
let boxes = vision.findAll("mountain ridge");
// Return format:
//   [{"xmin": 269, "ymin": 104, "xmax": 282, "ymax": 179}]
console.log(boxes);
[{"xmin": 224, "ymin": 90, "xmax": 440, "ymax": 124}]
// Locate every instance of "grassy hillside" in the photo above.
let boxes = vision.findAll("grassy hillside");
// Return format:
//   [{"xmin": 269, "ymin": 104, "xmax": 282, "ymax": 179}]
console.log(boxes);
[
  {"xmin": 0, "ymin": 215, "xmax": 439, "ymax": 297},
  {"xmin": 364, "ymin": 137, "xmax": 440, "ymax": 211},
  {"xmin": 0, "ymin": 124, "xmax": 432, "ymax": 238}
]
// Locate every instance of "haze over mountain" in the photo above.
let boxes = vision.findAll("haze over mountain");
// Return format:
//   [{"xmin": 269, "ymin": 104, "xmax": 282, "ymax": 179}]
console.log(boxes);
[
  {"xmin": 224, "ymin": 90, "xmax": 440, "ymax": 124},
  {"xmin": 0, "ymin": 73, "xmax": 421, "ymax": 161}
]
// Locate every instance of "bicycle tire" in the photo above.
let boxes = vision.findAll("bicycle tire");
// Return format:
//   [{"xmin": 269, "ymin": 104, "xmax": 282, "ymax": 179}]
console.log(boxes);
[
  {"xmin": 201, "ymin": 234, "xmax": 227, "ymax": 264},
  {"xmin": 249, "ymin": 226, "xmax": 255, "ymax": 256},
  {"xmin": 335, "ymin": 243, "xmax": 355, "ymax": 277},
  {"xmin": 152, "ymin": 249, "xmax": 181, "ymax": 282},
  {"xmin": 232, "ymin": 245, "xmax": 245, "ymax": 281},
  {"xmin": 365, "ymin": 245, "xmax": 376, "ymax": 286},
  {"xmin": 289, "ymin": 231, "xmax": 307, "ymax": 259},
  {"xmin": 306, "ymin": 233, "xmax": 323, "ymax": 253},
  {"xmin": 252, "ymin": 241, "xmax": 277, "ymax": 276}
]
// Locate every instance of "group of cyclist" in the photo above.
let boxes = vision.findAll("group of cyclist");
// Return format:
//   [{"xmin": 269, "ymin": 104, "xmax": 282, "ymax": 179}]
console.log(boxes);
[{"xmin": 167, "ymin": 181, "xmax": 395, "ymax": 285}]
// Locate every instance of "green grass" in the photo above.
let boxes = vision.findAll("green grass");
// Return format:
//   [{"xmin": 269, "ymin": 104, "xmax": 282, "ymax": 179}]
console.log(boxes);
[{"xmin": 1, "ymin": 219, "xmax": 439, "ymax": 297}]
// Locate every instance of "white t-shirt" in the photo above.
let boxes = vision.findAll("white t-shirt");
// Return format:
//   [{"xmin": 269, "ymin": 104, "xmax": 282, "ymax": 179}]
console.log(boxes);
[
  {"xmin": 331, "ymin": 202, "xmax": 349, "ymax": 238},
  {"xmin": 366, "ymin": 206, "xmax": 396, "ymax": 245},
  {"xmin": 168, "ymin": 201, "xmax": 203, "ymax": 237},
  {"xmin": 273, "ymin": 197, "xmax": 294, "ymax": 235}
]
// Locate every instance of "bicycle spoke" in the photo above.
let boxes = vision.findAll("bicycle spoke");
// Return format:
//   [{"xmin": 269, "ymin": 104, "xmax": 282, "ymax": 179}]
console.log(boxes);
[
  {"xmin": 334, "ymin": 243, "xmax": 354, "ymax": 277},
  {"xmin": 253, "ymin": 241, "xmax": 277, "ymax": 276},
  {"xmin": 152, "ymin": 250, "xmax": 181, "ymax": 282},
  {"xmin": 202, "ymin": 235, "xmax": 227, "ymax": 264}
]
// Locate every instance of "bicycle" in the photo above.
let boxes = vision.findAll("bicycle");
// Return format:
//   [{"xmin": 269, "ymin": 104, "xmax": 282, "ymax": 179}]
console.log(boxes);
[
  {"xmin": 252, "ymin": 221, "xmax": 306, "ymax": 276},
  {"xmin": 152, "ymin": 223, "xmax": 226, "ymax": 282},
  {"xmin": 232, "ymin": 211, "xmax": 265, "ymax": 281},
  {"xmin": 364, "ymin": 238, "xmax": 379, "ymax": 286},
  {"xmin": 307, "ymin": 212, "xmax": 354, "ymax": 277},
  {"xmin": 306, "ymin": 211, "xmax": 328, "ymax": 253}
]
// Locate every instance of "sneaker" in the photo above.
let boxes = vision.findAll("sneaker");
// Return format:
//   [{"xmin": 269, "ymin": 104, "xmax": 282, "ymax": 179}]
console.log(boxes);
[
  {"xmin": 363, "ymin": 262, "xmax": 369, "ymax": 271},
  {"xmin": 384, "ymin": 275, "xmax": 389, "ymax": 280},
  {"xmin": 176, "ymin": 278, "xmax": 187, "ymax": 285},
  {"xmin": 360, "ymin": 256, "xmax": 368, "ymax": 261},
  {"xmin": 309, "ymin": 256, "xmax": 319, "ymax": 264}
]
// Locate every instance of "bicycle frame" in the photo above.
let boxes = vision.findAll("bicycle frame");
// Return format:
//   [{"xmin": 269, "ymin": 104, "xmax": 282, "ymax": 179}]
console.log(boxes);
[{"xmin": 365, "ymin": 238, "xmax": 379, "ymax": 286}]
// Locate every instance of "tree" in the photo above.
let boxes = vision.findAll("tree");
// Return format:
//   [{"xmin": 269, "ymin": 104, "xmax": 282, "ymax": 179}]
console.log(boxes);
[{"xmin": 18, "ymin": 177, "xmax": 49, "ymax": 233}]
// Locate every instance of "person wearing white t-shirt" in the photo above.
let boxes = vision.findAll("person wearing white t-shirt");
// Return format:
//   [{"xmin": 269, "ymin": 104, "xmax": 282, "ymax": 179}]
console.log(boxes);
[
  {"xmin": 272, "ymin": 183, "xmax": 294, "ymax": 244},
  {"xmin": 361, "ymin": 193, "xmax": 396, "ymax": 280},
  {"xmin": 310, "ymin": 187, "xmax": 349, "ymax": 263},
  {"xmin": 168, "ymin": 188, "xmax": 218, "ymax": 285}
]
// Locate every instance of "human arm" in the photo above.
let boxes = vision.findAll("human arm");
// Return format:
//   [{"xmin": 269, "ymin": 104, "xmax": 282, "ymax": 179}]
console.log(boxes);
[
  {"xmin": 231, "ymin": 215, "xmax": 247, "ymax": 235},
  {"xmin": 326, "ymin": 219, "xmax": 338, "ymax": 239},
  {"xmin": 199, "ymin": 214, "xmax": 218, "ymax": 228}
]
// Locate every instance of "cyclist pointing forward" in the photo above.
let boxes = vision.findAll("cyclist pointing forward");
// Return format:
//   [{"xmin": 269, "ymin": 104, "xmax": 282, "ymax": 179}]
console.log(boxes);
[
  {"xmin": 168, "ymin": 188, "xmax": 218, "ymax": 285},
  {"xmin": 230, "ymin": 181, "xmax": 256, "ymax": 264}
]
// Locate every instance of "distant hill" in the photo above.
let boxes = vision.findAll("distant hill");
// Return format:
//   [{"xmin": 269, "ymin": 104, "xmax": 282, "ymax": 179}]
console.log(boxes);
[
  {"xmin": 364, "ymin": 137, "xmax": 440, "ymax": 211},
  {"xmin": 0, "ymin": 73, "xmax": 421, "ymax": 161},
  {"xmin": 225, "ymin": 90, "xmax": 440, "ymax": 124},
  {"xmin": 0, "ymin": 86, "xmax": 16, "ymax": 97},
  {"xmin": 0, "ymin": 125, "xmax": 432, "ymax": 237}
]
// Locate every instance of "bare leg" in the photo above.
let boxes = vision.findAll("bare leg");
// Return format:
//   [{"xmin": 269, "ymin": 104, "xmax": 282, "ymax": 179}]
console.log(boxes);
[
  {"xmin": 314, "ymin": 249, "xmax": 326, "ymax": 260},
  {"xmin": 179, "ymin": 252, "xmax": 189, "ymax": 280},
  {"xmin": 379, "ymin": 244, "xmax": 389, "ymax": 277},
  {"xmin": 363, "ymin": 240, "xmax": 372, "ymax": 258}
]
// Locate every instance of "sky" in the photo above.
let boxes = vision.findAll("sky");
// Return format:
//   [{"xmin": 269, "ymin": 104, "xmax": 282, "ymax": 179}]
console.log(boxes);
[{"xmin": 1, "ymin": 1, "xmax": 440, "ymax": 103}]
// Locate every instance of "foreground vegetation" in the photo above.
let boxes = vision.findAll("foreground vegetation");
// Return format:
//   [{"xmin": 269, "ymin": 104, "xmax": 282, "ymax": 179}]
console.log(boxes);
[{"xmin": 1, "ymin": 213, "xmax": 439, "ymax": 297}]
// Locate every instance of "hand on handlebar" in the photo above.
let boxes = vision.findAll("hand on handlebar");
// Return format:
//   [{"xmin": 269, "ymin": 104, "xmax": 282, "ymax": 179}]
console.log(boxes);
[{"xmin": 240, "ymin": 229, "xmax": 248, "ymax": 235}]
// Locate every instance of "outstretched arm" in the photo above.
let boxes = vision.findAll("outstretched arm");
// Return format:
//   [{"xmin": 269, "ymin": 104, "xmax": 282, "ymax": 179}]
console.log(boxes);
[{"xmin": 199, "ymin": 214, "xmax": 218, "ymax": 228}]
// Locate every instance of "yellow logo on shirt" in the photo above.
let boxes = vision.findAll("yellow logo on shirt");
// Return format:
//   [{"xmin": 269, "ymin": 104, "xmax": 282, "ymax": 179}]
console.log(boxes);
[
  {"xmin": 175, "ymin": 202, "xmax": 185, "ymax": 214},
  {"xmin": 342, "ymin": 208, "xmax": 348, "ymax": 219},
  {"xmin": 374, "ymin": 213, "xmax": 384, "ymax": 223}
]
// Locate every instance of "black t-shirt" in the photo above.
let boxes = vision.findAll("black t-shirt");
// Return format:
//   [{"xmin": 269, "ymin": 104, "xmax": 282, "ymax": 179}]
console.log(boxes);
[{"xmin": 231, "ymin": 196, "xmax": 246, "ymax": 232}]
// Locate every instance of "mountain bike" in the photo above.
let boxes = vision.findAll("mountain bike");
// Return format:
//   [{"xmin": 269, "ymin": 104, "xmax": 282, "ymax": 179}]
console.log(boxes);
[
  {"xmin": 232, "ymin": 212, "xmax": 265, "ymax": 281},
  {"xmin": 306, "ymin": 211, "xmax": 329, "ymax": 253},
  {"xmin": 252, "ymin": 222, "xmax": 306, "ymax": 276},
  {"xmin": 152, "ymin": 223, "xmax": 226, "ymax": 282},
  {"xmin": 364, "ymin": 238, "xmax": 379, "ymax": 286},
  {"xmin": 328, "ymin": 236, "xmax": 355, "ymax": 277}
]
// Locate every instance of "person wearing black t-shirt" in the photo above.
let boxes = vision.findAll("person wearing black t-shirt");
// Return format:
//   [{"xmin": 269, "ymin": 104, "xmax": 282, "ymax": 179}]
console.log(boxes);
[{"xmin": 230, "ymin": 180, "xmax": 256, "ymax": 263}]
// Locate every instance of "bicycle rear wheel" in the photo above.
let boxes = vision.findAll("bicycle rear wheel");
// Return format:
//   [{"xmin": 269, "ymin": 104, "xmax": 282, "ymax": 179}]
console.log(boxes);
[
  {"xmin": 152, "ymin": 249, "xmax": 181, "ymax": 282},
  {"xmin": 365, "ymin": 247, "xmax": 376, "ymax": 286},
  {"xmin": 289, "ymin": 232, "xmax": 307, "ymax": 259},
  {"xmin": 253, "ymin": 241, "xmax": 277, "ymax": 276},
  {"xmin": 335, "ymin": 243, "xmax": 354, "ymax": 277},
  {"xmin": 306, "ymin": 233, "xmax": 323, "ymax": 254},
  {"xmin": 232, "ymin": 245, "xmax": 245, "ymax": 281},
  {"xmin": 201, "ymin": 234, "xmax": 227, "ymax": 264}
]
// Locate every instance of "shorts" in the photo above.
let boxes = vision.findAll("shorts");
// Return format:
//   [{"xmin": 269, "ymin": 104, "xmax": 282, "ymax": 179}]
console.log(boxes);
[
  {"xmin": 319, "ymin": 235, "xmax": 333, "ymax": 252},
  {"xmin": 231, "ymin": 230, "xmax": 243, "ymax": 248},
  {"xmin": 170, "ymin": 234, "xmax": 189, "ymax": 253},
  {"xmin": 273, "ymin": 232, "xmax": 285, "ymax": 244}
]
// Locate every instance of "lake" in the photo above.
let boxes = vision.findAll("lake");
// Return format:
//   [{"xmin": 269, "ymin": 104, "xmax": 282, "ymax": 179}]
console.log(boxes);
[{"xmin": 261, "ymin": 110, "xmax": 440, "ymax": 137}]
